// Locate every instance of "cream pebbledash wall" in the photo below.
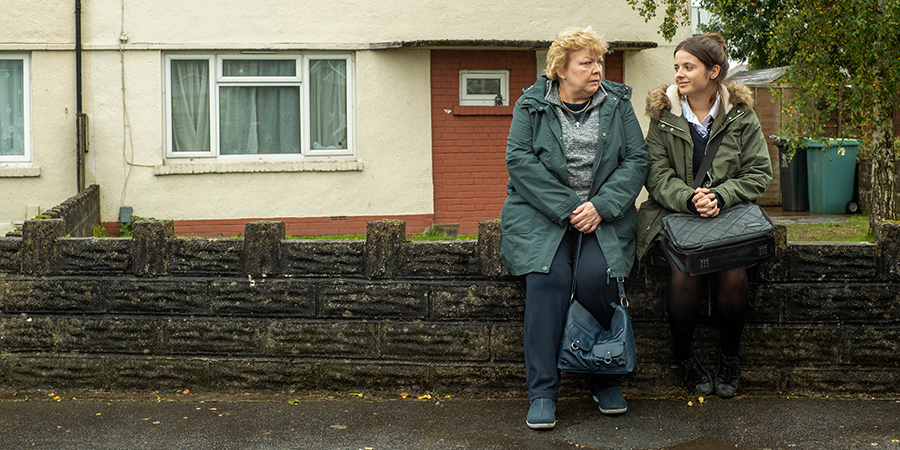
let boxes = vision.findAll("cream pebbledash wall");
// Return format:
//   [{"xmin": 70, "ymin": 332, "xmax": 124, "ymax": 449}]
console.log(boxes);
[
  {"xmin": 1, "ymin": 0, "xmax": 687, "ymax": 229},
  {"xmin": 1, "ymin": 2, "xmax": 77, "ymax": 232},
  {"xmin": 83, "ymin": 0, "xmax": 669, "ymax": 47},
  {"xmin": 0, "ymin": 50, "xmax": 77, "ymax": 233}
]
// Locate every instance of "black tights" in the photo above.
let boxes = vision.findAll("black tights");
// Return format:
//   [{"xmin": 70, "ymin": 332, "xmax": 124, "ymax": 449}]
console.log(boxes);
[{"xmin": 667, "ymin": 260, "xmax": 749, "ymax": 361}]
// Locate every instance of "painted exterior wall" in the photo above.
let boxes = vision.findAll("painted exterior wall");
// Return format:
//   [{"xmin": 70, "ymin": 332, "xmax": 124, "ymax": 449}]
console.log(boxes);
[
  {"xmin": 77, "ymin": 0, "xmax": 674, "ymax": 47},
  {"xmin": 0, "ymin": 51, "xmax": 77, "ymax": 233},
  {"xmin": 1, "ymin": 0, "xmax": 688, "ymax": 235}
]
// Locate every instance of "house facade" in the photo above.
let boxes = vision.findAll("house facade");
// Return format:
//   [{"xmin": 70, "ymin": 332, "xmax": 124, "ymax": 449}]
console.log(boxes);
[{"xmin": 1, "ymin": 0, "xmax": 689, "ymax": 236}]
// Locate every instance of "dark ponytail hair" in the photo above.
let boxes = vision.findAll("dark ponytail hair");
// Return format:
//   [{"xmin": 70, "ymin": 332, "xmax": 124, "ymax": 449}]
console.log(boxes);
[{"xmin": 675, "ymin": 33, "xmax": 729, "ymax": 98}]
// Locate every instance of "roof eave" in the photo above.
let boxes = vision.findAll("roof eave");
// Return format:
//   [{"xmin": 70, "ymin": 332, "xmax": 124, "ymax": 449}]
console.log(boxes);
[{"xmin": 370, "ymin": 39, "xmax": 658, "ymax": 51}]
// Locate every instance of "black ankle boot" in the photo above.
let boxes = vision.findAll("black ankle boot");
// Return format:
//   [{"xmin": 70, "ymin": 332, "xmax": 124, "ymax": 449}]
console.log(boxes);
[
  {"xmin": 714, "ymin": 351, "xmax": 741, "ymax": 398},
  {"xmin": 678, "ymin": 356, "xmax": 713, "ymax": 395}
]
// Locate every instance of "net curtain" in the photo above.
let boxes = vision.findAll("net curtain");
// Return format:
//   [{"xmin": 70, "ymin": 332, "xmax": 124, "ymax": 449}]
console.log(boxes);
[{"xmin": 0, "ymin": 59, "xmax": 25, "ymax": 157}]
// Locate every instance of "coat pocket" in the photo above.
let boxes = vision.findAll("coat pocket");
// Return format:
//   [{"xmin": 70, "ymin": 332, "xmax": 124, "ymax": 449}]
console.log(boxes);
[{"xmin": 500, "ymin": 198, "xmax": 537, "ymax": 235}]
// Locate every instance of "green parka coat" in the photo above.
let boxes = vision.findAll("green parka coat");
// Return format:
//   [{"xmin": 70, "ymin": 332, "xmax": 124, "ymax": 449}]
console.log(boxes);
[
  {"xmin": 635, "ymin": 83, "xmax": 773, "ymax": 262},
  {"xmin": 500, "ymin": 76, "xmax": 649, "ymax": 278}
]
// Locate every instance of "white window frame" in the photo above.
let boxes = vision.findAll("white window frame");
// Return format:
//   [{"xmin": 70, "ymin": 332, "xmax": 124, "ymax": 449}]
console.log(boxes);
[
  {"xmin": 164, "ymin": 52, "xmax": 354, "ymax": 162},
  {"xmin": 165, "ymin": 54, "xmax": 215, "ymax": 159},
  {"xmin": 459, "ymin": 70, "xmax": 509, "ymax": 106},
  {"xmin": 304, "ymin": 54, "xmax": 355, "ymax": 157},
  {"xmin": 0, "ymin": 53, "xmax": 32, "ymax": 164},
  {"xmin": 217, "ymin": 54, "xmax": 302, "ymax": 84}
]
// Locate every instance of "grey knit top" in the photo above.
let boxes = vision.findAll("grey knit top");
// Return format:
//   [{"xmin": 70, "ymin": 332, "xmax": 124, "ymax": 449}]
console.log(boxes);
[{"xmin": 545, "ymin": 81, "xmax": 608, "ymax": 201}]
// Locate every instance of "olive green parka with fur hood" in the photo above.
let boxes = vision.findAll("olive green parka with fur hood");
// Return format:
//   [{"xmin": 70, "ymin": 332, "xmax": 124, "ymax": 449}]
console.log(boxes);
[{"xmin": 635, "ymin": 82, "xmax": 773, "ymax": 262}]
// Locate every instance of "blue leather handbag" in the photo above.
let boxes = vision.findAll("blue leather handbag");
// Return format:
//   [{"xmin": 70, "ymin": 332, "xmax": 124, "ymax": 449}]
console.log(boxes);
[{"xmin": 557, "ymin": 234, "xmax": 638, "ymax": 375}]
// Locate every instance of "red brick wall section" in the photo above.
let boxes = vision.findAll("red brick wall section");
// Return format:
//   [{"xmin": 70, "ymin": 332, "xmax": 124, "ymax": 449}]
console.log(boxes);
[
  {"xmin": 430, "ymin": 50, "xmax": 535, "ymax": 235},
  {"xmin": 430, "ymin": 50, "xmax": 625, "ymax": 235},
  {"xmin": 604, "ymin": 51, "xmax": 623, "ymax": 84}
]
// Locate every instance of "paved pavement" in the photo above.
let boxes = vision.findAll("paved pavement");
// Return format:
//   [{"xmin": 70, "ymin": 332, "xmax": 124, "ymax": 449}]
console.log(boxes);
[{"xmin": 0, "ymin": 391, "xmax": 897, "ymax": 449}]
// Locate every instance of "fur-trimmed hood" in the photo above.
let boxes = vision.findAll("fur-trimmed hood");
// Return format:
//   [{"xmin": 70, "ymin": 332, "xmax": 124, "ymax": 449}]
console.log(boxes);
[{"xmin": 645, "ymin": 82, "xmax": 754, "ymax": 120}]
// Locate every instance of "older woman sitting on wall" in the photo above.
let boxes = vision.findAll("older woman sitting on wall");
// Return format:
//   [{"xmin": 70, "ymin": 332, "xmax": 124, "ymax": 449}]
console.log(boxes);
[{"xmin": 500, "ymin": 26, "xmax": 648, "ymax": 429}]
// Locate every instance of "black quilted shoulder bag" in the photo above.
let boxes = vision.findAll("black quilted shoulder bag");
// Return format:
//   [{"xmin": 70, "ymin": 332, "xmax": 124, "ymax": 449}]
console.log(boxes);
[{"xmin": 660, "ymin": 124, "xmax": 776, "ymax": 276}]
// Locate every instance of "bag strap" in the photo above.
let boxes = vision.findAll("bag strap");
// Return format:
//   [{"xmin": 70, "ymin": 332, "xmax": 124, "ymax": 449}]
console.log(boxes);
[
  {"xmin": 568, "ymin": 232, "xmax": 583, "ymax": 305},
  {"xmin": 691, "ymin": 121, "xmax": 731, "ymax": 190},
  {"xmin": 616, "ymin": 278, "xmax": 629, "ymax": 307},
  {"xmin": 568, "ymin": 232, "xmax": 629, "ymax": 307}
]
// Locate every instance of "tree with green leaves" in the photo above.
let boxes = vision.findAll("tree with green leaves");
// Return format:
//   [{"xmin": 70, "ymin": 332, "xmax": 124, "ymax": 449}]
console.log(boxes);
[
  {"xmin": 699, "ymin": 0, "xmax": 792, "ymax": 70},
  {"xmin": 629, "ymin": 0, "xmax": 900, "ymax": 228},
  {"xmin": 771, "ymin": 0, "xmax": 898, "ymax": 228},
  {"xmin": 627, "ymin": 0, "xmax": 790, "ymax": 69},
  {"xmin": 626, "ymin": 0, "xmax": 690, "ymax": 42}
]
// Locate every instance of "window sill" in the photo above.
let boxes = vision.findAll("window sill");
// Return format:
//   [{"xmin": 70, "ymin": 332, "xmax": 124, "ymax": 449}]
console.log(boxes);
[
  {"xmin": 452, "ymin": 105, "xmax": 515, "ymax": 116},
  {"xmin": 153, "ymin": 160, "xmax": 364, "ymax": 176},
  {"xmin": 0, "ymin": 166, "xmax": 40, "ymax": 178}
]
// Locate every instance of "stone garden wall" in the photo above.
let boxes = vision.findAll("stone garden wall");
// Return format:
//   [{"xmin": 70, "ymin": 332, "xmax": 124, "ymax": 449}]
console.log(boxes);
[
  {"xmin": 0, "ymin": 218, "xmax": 897, "ymax": 396},
  {"xmin": 5, "ymin": 185, "xmax": 100, "ymax": 239}
]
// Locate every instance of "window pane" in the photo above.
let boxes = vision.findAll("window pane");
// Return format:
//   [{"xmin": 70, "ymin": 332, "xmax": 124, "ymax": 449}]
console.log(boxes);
[
  {"xmin": 219, "ymin": 86, "xmax": 301, "ymax": 154},
  {"xmin": 223, "ymin": 60, "xmax": 296, "ymax": 77},
  {"xmin": 466, "ymin": 78, "xmax": 500, "ymax": 95},
  {"xmin": 170, "ymin": 60, "xmax": 211, "ymax": 153},
  {"xmin": 0, "ymin": 59, "xmax": 25, "ymax": 157},
  {"xmin": 309, "ymin": 59, "xmax": 347, "ymax": 150}
]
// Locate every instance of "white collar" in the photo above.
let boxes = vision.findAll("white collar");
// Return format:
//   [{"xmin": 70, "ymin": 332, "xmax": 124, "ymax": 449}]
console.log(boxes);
[{"xmin": 680, "ymin": 95, "xmax": 720, "ymax": 136}]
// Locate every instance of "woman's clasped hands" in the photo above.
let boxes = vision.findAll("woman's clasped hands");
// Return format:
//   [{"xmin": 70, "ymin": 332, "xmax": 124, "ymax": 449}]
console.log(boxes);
[
  {"xmin": 692, "ymin": 188, "xmax": 720, "ymax": 218},
  {"xmin": 568, "ymin": 202, "xmax": 602, "ymax": 233}
]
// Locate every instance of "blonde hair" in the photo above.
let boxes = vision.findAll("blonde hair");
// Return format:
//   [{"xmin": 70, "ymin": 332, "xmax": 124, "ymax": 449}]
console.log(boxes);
[{"xmin": 545, "ymin": 27, "xmax": 608, "ymax": 81}]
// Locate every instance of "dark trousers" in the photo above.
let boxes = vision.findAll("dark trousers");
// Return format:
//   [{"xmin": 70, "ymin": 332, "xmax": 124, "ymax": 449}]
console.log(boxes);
[{"xmin": 524, "ymin": 228, "xmax": 621, "ymax": 402}]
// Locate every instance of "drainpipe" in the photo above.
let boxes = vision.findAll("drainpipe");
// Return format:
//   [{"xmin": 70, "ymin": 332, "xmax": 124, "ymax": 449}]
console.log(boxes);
[
  {"xmin": 75, "ymin": 0, "xmax": 82, "ymax": 115},
  {"xmin": 75, "ymin": 0, "xmax": 86, "ymax": 192}
]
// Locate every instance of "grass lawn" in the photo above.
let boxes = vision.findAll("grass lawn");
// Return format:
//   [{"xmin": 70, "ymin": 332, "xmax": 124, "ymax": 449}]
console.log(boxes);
[{"xmin": 784, "ymin": 215, "xmax": 874, "ymax": 242}]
